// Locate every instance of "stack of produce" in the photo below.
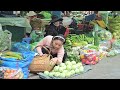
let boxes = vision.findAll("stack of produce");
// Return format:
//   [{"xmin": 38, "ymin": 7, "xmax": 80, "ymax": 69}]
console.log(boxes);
[
  {"xmin": 108, "ymin": 16, "xmax": 120, "ymax": 39},
  {"xmin": 44, "ymin": 61, "xmax": 84, "ymax": 78},
  {"xmin": 97, "ymin": 30, "xmax": 112, "ymax": 41},
  {"xmin": 0, "ymin": 67, "xmax": 24, "ymax": 79},
  {"xmin": 87, "ymin": 45, "xmax": 99, "ymax": 51},
  {"xmin": 65, "ymin": 34, "xmax": 94, "ymax": 48},
  {"xmin": 80, "ymin": 49, "xmax": 99, "ymax": 65},
  {"xmin": 85, "ymin": 44, "xmax": 107, "ymax": 60},
  {"xmin": 1, "ymin": 51, "xmax": 23, "ymax": 60},
  {"xmin": 66, "ymin": 52, "xmax": 80, "ymax": 63}
]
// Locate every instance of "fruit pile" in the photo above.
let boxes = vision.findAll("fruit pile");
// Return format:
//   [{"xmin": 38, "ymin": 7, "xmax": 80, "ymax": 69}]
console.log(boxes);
[
  {"xmin": 0, "ymin": 68, "xmax": 24, "ymax": 79},
  {"xmin": 44, "ymin": 61, "xmax": 84, "ymax": 78},
  {"xmin": 80, "ymin": 50, "xmax": 99, "ymax": 65}
]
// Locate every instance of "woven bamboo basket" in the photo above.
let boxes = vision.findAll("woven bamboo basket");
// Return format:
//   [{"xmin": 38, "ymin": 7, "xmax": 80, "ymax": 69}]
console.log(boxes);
[{"xmin": 29, "ymin": 46, "xmax": 55, "ymax": 73}]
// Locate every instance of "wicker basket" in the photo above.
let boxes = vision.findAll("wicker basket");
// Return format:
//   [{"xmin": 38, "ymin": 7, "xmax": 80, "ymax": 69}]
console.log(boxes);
[{"xmin": 29, "ymin": 46, "xmax": 55, "ymax": 73}]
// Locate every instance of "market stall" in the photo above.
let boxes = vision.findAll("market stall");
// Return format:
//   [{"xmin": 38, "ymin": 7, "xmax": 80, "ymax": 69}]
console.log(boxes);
[
  {"xmin": 0, "ymin": 11, "xmax": 120, "ymax": 79},
  {"xmin": 0, "ymin": 17, "xmax": 32, "ymax": 42}
]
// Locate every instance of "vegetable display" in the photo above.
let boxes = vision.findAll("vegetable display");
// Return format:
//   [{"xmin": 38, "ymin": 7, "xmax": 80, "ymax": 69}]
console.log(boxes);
[
  {"xmin": 97, "ymin": 30, "xmax": 112, "ymax": 41},
  {"xmin": 44, "ymin": 61, "xmax": 84, "ymax": 78},
  {"xmin": 1, "ymin": 51, "xmax": 23, "ymax": 60},
  {"xmin": 66, "ymin": 53, "xmax": 80, "ymax": 63},
  {"xmin": 88, "ymin": 45, "xmax": 99, "ymax": 50},
  {"xmin": 80, "ymin": 50, "xmax": 99, "ymax": 65},
  {"xmin": 108, "ymin": 16, "xmax": 120, "ymax": 39},
  {"xmin": 65, "ymin": 34, "xmax": 94, "ymax": 48}
]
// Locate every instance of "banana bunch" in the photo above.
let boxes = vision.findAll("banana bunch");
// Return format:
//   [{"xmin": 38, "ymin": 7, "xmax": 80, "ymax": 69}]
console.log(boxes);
[{"xmin": 2, "ymin": 51, "xmax": 23, "ymax": 60}]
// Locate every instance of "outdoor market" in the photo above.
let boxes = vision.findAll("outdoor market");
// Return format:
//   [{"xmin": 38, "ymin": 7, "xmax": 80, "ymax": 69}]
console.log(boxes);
[{"xmin": 0, "ymin": 11, "xmax": 120, "ymax": 79}]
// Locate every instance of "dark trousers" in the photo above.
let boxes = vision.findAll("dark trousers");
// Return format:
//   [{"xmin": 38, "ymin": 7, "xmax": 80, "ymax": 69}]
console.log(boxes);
[{"xmin": 41, "ymin": 47, "xmax": 67, "ymax": 63}]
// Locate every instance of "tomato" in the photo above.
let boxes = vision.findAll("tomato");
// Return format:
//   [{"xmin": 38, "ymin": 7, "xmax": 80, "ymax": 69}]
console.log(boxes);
[
  {"xmin": 95, "ymin": 57, "xmax": 99, "ymax": 62},
  {"xmin": 92, "ymin": 55, "xmax": 97, "ymax": 61},
  {"xmin": 11, "ymin": 70, "xmax": 15, "ymax": 73},
  {"xmin": 85, "ymin": 60, "xmax": 91, "ymax": 65},
  {"xmin": 5, "ymin": 69, "xmax": 11, "ymax": 73},
  {"xmin": 82, "ymin": 59, "xmax": 87, "ymax": 64},
  {"xmin": 91, "ymin": 61, "xmax": 97, "ymax": 65}
]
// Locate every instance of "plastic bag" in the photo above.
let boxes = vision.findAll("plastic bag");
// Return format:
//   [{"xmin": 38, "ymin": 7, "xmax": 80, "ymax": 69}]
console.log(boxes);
[
  {"xmin": 99, "ymin": 40, "xmax": 112, "ymax": 50},
  {"xmin": 40, "ymin": 11, "xmax": 52, "ymax": 19},
  {"xmin": 11, "ymin": 42, "xmax": 31, "ymax": 53},
  {"xmin": 0, "ymin": 51, "xmax": 35, "ymax": 79},
  {"xmin": 0, "ymin": 67, "xmax": 23, "ymax": 79},
  {"xmin": 62, "ymin": 17, "xmax": 73, "ymax": 26},
  {"xmin": 0, "ymin": 29, "xmax": 12, "ymax": 52},
  {"xmin": 80, "ymin": 49, "xmax": 99, "ymax": 65},
  {"xmin": 97, "ymin": 30, "xmax": 112, "ymax": 41},
  {"xmin": 106, "ymin": 50, "xmax": 117, "ymax": 57},
  {"xmin": 112, "ymin": 40, "xmax": 120, "ymax": 49}
]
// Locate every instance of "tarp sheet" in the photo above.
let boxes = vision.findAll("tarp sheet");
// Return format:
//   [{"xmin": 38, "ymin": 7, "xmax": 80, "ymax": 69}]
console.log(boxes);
[{"xmin": 0, "ymin": 17, "xmax": 32, "ymax": 33}]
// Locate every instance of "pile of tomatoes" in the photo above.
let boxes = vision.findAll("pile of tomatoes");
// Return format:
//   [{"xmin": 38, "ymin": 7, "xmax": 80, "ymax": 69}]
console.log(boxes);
[{"xmin": 0, "ymin": 68, "xmax": 23, "ymax": 79}]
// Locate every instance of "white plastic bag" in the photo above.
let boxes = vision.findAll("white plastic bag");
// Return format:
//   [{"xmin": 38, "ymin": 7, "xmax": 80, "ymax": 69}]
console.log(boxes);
[{"xmin": 62, "ymin": 17, "xmax": 73, "ymax": 26}]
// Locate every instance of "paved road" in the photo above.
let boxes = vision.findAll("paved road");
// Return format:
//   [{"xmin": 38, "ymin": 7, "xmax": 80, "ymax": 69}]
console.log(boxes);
[
  {"xmin": 28, "ymin": 55, "xmax": 120, "ymax": 79},
  {"xmin": 70, "ymin": 55, "xmax": 120, "ymax": 79}
]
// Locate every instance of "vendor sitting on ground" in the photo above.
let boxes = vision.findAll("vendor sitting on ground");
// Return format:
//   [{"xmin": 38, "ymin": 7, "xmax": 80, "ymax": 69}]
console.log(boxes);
[
  {"xmin": 44, "ymin": 15, "xmax": 67, "ymax": 37},
  {"xmin": 36, "ymin": 34, "xmax": 67, "ymax": 65},
  {"xmin": 30, "ymin": 18, "xmax": 44, "ymax": 43}
]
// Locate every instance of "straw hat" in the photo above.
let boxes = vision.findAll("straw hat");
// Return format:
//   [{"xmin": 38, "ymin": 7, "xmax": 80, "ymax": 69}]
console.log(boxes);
[{"xmin": 27, "ymin": 11, "xmax": 37, "ymax": 16}]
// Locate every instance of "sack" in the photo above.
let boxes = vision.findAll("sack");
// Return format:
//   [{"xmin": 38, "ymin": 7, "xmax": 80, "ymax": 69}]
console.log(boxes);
[
  {"xmin": 0, "ymin": 29, "xmax": 12, "ymax": 52},
  {"xmin": 29, "ymin": 46, "xmax": 55, "ymax": 73},
  {"xmin": 11, "ymin": 42, "xmax": 31, "ymax": 53},
  {"xmin": 80, "ymin": 49, "xmax": 99, "ymax": 65},
  {"xmin": 99, "ymin": 40, "xmax": 112, "ymax": 51},
  {"xmin": 97, "ymin": 30, "xmax": 112, "ymax": 41},
  {"xmin": 0, "ymin": 67, "xmax": 23, "ymax": 79},
  {"xmin": 0, "ymin": 51, "xmax": 35, "ymax": 79}
]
